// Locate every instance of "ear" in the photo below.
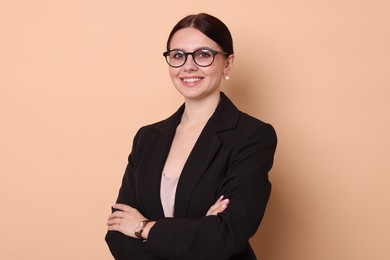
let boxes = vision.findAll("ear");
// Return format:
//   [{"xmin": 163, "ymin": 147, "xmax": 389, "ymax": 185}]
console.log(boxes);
[{"xmin": 223, "ymin": 54, "xmax": 234, "ymax": 76}]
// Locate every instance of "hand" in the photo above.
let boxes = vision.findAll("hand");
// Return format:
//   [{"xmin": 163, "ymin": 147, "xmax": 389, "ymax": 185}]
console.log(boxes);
[
  {"xmin": 106, "ymin": 204, "xmax": 147, "ymax": 238},
  {"xmin": 206, "ymin": 195, "xmax": 230, "ymax": 216}
]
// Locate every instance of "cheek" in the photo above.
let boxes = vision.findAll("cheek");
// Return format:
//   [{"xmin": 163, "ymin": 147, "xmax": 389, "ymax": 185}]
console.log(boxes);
[
  {"xmin": 203, "ymin": 67, "xmax": 223, "ymax": 79},
  {"xmin": 168, "ymin": 68, "xmax": 182, "ymax": 88},
  {"xmin": 204, "ymin": 61, "xmax": 225, "ymax": 77}
]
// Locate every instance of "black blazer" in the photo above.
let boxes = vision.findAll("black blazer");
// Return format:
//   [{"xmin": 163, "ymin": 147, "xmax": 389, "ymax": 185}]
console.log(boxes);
[{"xmin": 105, "ymin": 92, "xmax": 277, "ymax": 260}]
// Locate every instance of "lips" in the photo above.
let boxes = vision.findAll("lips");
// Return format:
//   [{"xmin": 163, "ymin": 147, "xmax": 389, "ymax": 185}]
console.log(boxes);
[
  {"xmin": 182, "ymin": 77, "xmax": 202, "ymax": 82},
  {"xmin": 181, "ymin": 76, "xmax": 203, "ymax": 84}
]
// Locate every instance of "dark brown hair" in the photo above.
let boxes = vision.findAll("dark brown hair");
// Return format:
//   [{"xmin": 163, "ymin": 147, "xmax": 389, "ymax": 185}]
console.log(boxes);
[{"xmin": 166, "ymin": 13, "xmax": 234, "ymax": 54}]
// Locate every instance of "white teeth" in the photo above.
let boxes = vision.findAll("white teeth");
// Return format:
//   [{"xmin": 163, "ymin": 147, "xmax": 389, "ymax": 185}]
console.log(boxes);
[{"xmin": 183, "ymin": 78, "xmax": 201, "ymax": 83}]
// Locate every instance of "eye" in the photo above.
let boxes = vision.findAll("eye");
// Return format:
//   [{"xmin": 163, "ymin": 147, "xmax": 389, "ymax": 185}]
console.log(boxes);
[
  {"xmin": 171, "ymin": 51, "xmax": 185, "ymax": 59},
  {"xmin": 196, "ymin": 50, "xmax": 212, "ymax": 59}
]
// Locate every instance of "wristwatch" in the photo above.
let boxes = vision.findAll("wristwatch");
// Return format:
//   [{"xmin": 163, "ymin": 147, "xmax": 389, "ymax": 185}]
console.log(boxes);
[{"xmin": 134, "ymin": 219, "xmax": 152, "ymax": 239}]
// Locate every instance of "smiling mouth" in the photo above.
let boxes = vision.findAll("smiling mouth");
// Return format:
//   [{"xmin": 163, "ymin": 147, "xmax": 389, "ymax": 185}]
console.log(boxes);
[{"xmin": 182, "ymin": 77, "xmax": 203, "ymax": 83}]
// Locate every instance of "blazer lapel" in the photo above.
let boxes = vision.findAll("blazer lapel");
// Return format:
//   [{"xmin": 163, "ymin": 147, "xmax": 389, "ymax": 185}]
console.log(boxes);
[
  {"xmin": 137, "ymin": 105, "xmax": 184, "ymax": 219},
  {"xmin": 174, "ymin": 92, "xmax": 239, "ymax": 217}
]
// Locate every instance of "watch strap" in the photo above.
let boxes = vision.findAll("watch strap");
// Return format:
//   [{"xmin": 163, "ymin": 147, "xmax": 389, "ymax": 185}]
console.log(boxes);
[{"xmin": 135, "ymin": 219, "xmax": 151, "ymax": 239}]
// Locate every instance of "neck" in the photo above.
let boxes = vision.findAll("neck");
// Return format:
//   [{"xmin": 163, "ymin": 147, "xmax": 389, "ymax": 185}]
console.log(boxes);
[{"xmin": 181, "ymin": 92, "xmax": 220, "ymax": 126}]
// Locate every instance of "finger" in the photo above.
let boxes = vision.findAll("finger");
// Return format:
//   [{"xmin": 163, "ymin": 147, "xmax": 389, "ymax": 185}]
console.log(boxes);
[
  {"xmin": 222, "ymin": 198, "xmax": 230, "ymax": 206},
  {"xmin": 206, "ymin": 196, "xmax": 230, "ymax": 216},
  {"xmin": 209, "ymin": 196, "xmax": 224, "ymax": 209},
  {"xmin": 217, "ymin": 203, "xmax": 227, "ymax": 212},
  {"xmin": 213, "ymin": 199, "xmax": 230, "ymax": 214},
  {"xmin": 207, "ymin": 208, "xmax": 217, "ymax": 216},
  {"xmin": 206, "ymin": 205, "xmax": 217, "ymax": 216},
  {"xmin": 210, "ymin": 203, "xmax": 219, "ymax": 211},
  {"xmin": 107, "ymin": 217, "xmax": 122, "ymax": 226},
  {"xmin": 113, "ymin": 203, "xmax": 132, "ymax": 211},
  {"xmin": 107, "ymin": 224, "xmax": 121, "ymax": 231},
  {"xmin": 207, "ymin": 207, "xmax": 223, "ymax": 216},
  {"xmin": 214, "ymin": 198, "xmax": 229, "ymax": 209},
  {"xmin": 107, "ymin": 210, "xmax": 124, "ymax": 220},
  {"xmin": 208, "ymin": 196, "xmax": 226, "ymax": 212},
  {"xmin": 207, "ymin": 205, "xmax": 223, "ymax": 216}
]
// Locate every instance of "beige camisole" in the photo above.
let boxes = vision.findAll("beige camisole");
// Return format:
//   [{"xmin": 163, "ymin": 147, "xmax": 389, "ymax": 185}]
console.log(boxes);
[{"xmin": 160, "ymin": 173, "xmax": 179, "ymax": 217}]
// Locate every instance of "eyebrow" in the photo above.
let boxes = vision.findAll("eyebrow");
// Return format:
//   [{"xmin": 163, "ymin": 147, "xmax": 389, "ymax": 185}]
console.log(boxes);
[{"xmin": 169, "ymin": 47, "xmax": 214, "ymax": 52}]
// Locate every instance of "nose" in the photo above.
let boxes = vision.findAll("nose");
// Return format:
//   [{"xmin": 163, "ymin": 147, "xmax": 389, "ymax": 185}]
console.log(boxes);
[{"xmin": 182, "ymin": 54, "xmax": 198, "ymax": 71}]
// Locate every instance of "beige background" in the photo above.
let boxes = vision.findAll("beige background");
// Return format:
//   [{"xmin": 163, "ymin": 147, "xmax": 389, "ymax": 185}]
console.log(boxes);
[{"xmin": 1, "ymin": 0, "xmax": 389, "ymax": 259}]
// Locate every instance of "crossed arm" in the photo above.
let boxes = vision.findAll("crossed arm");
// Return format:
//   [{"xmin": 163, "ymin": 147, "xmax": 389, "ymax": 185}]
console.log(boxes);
[{"xmin": 106, "ymin": 195, "xmax": 230, "ymax": 240}]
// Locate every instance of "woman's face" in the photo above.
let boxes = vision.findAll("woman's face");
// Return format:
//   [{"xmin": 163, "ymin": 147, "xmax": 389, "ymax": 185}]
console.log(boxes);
[{"xmin": 167, "ymin": 27, "xmax": 233, "ymax": 101}]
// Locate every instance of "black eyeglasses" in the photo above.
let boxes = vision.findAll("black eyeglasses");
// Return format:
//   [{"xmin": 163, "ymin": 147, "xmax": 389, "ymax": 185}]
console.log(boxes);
[{"xmin": 163, "ymin": 48, "xmax": 229, "ymax": 68}]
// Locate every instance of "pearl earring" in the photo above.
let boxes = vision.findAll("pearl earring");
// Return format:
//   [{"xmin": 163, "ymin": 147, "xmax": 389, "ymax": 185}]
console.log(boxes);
[{"xmin": 224, "ymin": 75, "xmax": 230, "ymax": 80}]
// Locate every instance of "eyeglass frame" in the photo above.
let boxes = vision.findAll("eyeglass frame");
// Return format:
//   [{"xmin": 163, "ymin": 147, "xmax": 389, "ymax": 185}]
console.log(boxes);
[{"xmin": 163, "ymin": 48, "xmax": 230, "ymax": 68}]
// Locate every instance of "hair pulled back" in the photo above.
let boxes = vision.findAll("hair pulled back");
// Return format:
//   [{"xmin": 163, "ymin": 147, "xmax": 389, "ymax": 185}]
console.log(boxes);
[{"xmin": 166, "ymin": 13, "xmax": 234, "ymax": 55}]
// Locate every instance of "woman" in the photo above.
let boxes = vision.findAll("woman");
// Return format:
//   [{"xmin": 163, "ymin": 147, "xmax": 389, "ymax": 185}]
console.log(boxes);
[{"xmin": 106, "ymin": 13, "xmax": 277, "ymax": 260}]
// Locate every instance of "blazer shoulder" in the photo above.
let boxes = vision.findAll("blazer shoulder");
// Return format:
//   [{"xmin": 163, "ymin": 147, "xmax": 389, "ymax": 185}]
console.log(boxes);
[
  {"xmin": 234, "ymin": 112, "xmax": 278, "ymax": 148},
  {"xmin": 137, "ymin": 104, "xmax": 184, "ymax": 136},
  {"xmin": 239, "ymin": 111, "xmax": 276, "ymax": 132}
]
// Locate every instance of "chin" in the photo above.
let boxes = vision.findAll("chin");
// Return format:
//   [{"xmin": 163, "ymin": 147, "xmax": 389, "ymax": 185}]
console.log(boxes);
[{"xmin": 176, "ymin": 87, "xmax": 220, "ymax": 101}]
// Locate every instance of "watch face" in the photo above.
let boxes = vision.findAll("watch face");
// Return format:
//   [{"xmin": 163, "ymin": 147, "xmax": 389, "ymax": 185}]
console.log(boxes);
[
  {"xmin": 135, "ymin": 220, "xmax": 148, "ymax": 238},
  {"xmin": 135, "ymin": 222, "xmax": 143, "ymax": 233}
]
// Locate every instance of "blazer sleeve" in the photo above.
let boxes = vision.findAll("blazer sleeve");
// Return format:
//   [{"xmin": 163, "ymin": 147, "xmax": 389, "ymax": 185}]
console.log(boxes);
[
  {"xmin": 146, "ymin": 123, "xmax": 277, "ymax": 259},
  {"xmin": 105, "ymin": 128, "xmax": 152, "ymax": 259}
]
